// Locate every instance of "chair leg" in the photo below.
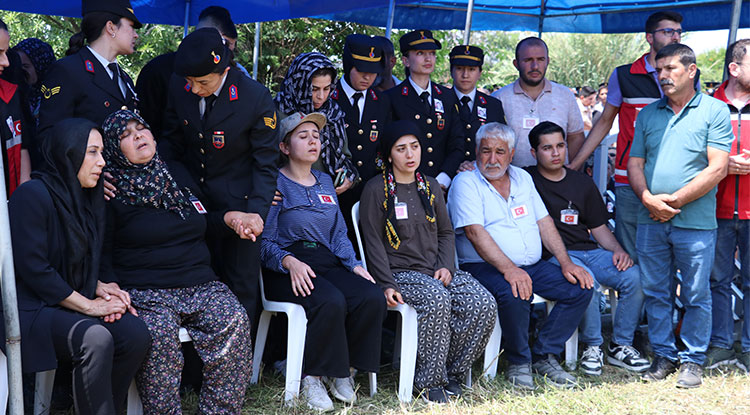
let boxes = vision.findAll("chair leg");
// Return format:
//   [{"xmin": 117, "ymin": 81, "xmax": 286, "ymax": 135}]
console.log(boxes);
[
  {"xmin": 482, "ymin": 316, "xmax": 502, "ymax": 380},
  {"xmin": 368, "ymin": 372, "xmax": 377, "ymax": 397},
  {"xmin": 284, "ymin": 307, "xmax": 307, "ymax": 403},
  {"xmin": 565, "ymin": 330, "xmax": 579, "ymax": 371},
  {"xmin": 0, "ymin": 352, "xmax": 7, "ymax": 415},
  {"xmin": 397, "ymin": 307, "xmax": 418, "ymax": 403},
  {"xmin": 251, "ymin": 311, "xmax": 272, "ymax": 384},
  {"xmin": 34, "ymin": 370, "xmax": 56, "ymax": 415},
  {"xmin": 126, "ymin": 379, "xmax": 143, "ymax": 415}
]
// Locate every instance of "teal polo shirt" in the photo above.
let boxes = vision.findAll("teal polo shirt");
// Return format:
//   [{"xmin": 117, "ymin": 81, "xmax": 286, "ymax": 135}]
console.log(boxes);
[{"xmin": 629, "ymin": 92, "xmax": 733, "ymax": 230}]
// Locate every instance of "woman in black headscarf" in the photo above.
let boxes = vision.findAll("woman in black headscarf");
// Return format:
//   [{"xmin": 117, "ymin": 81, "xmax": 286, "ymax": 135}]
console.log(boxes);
[
  {"xmin": 275, "ymin": 52, "xmax": 358, "ymax": 195},
  {"xmin": 100, "ymin": 109, "xmax": 251, "ymax": 414},
  {"xmin": 3, "ymin": 118, "xmax": 150, "ymax": 415}
]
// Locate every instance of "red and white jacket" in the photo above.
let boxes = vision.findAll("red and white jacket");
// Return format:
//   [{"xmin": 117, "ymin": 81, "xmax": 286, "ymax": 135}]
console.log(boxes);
[
  {"xmin": 0, "ymin": 78, "xmax": 24, "ymax": 197},
  {"xmin": 713, "ymin": 81, "xmax": 750, "ymax": 220}
]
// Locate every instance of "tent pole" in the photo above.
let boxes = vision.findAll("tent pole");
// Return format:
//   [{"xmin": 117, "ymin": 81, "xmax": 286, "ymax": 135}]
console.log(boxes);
[
  {"xmin": 182, "ymin": 0, "xmax": 191, "ymax": 38},
  {"xmin": 385, "ymin": 0, "xmax": 396, "ymax": 39},
  {"xmin": 724, "ymin": 0, "xmax": 743, "ymax": 81},
  {"xmin": 0, "ymin": 156, "xmax": 24, "ymax": 415},
  {"xmin": 463, "ymin": 0, "xmax": 475, "ymax": 44},
  {"xmin": 538, "ymin": 0, "xmax": 546, "ymax": 38},
  {"xmin": 253, "ymin": 22, "xmax": 261, "ymax": 80}
]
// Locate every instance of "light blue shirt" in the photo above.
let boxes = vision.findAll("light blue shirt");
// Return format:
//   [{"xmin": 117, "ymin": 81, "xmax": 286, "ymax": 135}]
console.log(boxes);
[{"xmin": 447, "ymin": 165, "xmax": 549, "ymax": 266}]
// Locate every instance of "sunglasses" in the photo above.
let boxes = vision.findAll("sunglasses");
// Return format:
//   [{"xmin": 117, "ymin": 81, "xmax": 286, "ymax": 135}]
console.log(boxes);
[{"xmin": 652, "ymin": 28, "xmax": 683, "ymax": 37}]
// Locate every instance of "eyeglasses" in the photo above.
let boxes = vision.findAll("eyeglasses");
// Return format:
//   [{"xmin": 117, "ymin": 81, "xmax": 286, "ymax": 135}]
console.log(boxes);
[{"xmin": 652, "ymin": 28, "xmax": 683, "ymax": 37}]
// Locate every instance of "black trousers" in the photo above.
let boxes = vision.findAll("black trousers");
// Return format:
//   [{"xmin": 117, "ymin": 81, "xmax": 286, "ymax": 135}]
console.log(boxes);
[
  {"xmin": 50, "ymin": 309, "xmax": 150, "ymax": 415},
  {"xmin": 263, "ymin": 242, "xmax": 386, "ymax": 377}
]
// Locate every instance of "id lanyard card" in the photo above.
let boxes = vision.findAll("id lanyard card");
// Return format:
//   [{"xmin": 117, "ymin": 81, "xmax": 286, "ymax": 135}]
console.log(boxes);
[
  {"xmin": 394, "ymin": 196, "xmax": 409, "ymax": 220},
  {"xmin": 560, "ymin": 201, "xmax": 579, "ymax": 225},
  {"xmin": 190, "ymin": 196, "xmax": 207, "ymax": 214},
  {"xmin": 509, "ymin": 196, "xmax": 529, "ymax": 220}
]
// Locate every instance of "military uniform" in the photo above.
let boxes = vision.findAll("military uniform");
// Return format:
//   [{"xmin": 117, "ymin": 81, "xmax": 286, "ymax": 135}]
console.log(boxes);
[
  {"xmin": 449, "ymin": 45, "xmax": 506, "ymax": 161},
  {"xmin": 160, "ymin": 29, "xmax": 278, "ymax": 320},
  {"xmin": 136, "ymin": 52, "xmax": 176, "ymax": 138}
]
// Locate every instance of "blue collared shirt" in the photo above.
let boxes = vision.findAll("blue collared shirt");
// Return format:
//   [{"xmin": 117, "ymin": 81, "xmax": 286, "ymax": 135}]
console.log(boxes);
[{"xmin": 447, "ymin": 165, "xmax": 549, "ymax": 266}]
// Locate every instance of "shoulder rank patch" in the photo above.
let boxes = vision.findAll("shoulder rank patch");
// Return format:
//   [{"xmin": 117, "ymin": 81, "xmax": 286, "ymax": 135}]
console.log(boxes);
[
  {"xmin": 264, "ymin": 112, "xmax": 277, "ymax": 129},
  {"xmin": 184, "ymin": 82, "xmax": 191, "ymax": 92},
  {"xmin": 478, "ymin": 95, "xmax": 487, "ymax": 105},
  {"xmin": 84, "ymin": 60, "xmax": 95, "ymax": 73},
  {"xmin": 331, "ymin": 89, "xmax": 339, "ymax": 100},
  {"xmin": 402, "ymin": 86, "xmax": 408, "ymax": 96},
  {"xmin": 433, "ymin": 84, "xmax": 442, "ymax": 95},
  {"xmin": 370, "ymin": 89, "xmax": 378, "ymax": 101},
  {"xmin": 229, "ymin": 84, "xmax": 238, "ymax": 101},
  {"xmin": 41, "ymin": 85, "xmax": 61, "ymax": 99}
]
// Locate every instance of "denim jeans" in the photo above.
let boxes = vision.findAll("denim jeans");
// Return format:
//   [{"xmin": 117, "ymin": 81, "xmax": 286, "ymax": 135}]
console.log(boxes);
[
  {"xmin": 636, "ymin": 222, "xmax": 716, "ymax": 364},
  {"xmin": 462, "ymin": 260, "xmax": 592, "ymax": 364},
  {"xmin": 710, "ymin": 217, "xmax": 750, "ymax": 353},
  {"xmin": 615, "ymin": 186, "xmax": 641, "ymax": 263},
  {"xmin": 549, "ymin": 249, "xmax": 644, "ymax": 347}
]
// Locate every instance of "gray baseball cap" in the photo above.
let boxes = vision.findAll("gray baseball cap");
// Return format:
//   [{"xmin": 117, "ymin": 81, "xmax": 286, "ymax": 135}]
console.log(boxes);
[{"xmin": 279, "ymin": 112, "xmax": 327, "ymax": 140}]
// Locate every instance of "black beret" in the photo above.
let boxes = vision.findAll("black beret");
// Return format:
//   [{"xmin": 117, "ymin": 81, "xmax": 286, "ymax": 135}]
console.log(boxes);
[
  {"xmin": 82, "ymin": 0, "xmax": 142, "ymax": 29},
  {"xmin": 174, "ymin": 28, "xmax": 230, "ymax": 78},
  {"xmin": 399, "ymin": 29, "xmax": 442, "ymax": 54},
  {"xmin": 449, "ymin": 45, "xmax": 484, "ymax": 67},
  {"xmin": 344, "ymin": 34, "xmax": 385, "ymax": 74}
]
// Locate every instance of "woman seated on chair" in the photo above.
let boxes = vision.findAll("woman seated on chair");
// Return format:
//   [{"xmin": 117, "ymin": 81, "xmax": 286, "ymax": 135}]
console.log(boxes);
[
  {"xmin": 99, "ymin": 110, "xmax": 251, "ymax": 414},
  {"xmin": 359, "ymin": 121, "xmax": 498, "ymax": 403},
  {"xmin": 4, "ymin": 118, "xmax": 150, "ymax": 414},
  {"xmin": 260, "ymin": 112, "xmax": 386, "ymax": 412}
]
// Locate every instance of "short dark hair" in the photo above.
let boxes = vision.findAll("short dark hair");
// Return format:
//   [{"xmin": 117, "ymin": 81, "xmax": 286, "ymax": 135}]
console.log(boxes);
[
  {"xmin": 377, "ymin": 36, "xmax": 395, "ymax": 59},
  {"xmin": 726, "ymin": 39, "xmax": 750, "ymax": 71},
  {"xmin": 655, "ymin": 43, "xmax": 696, "ymax": 67},
  {"xmin": 529, "ymin": 121, "xmax": 565, "ymax": 151},
  {"xmin": 311, "ymin": 67, "xmax": 336, "ymax": 83},
  {"xmin": 450, "ymin": 63, "xmax": 482, "ymax": 73},
  {"xmin": 0, "ymin": 18, "xmax": 8, "ymax": 32},
  {"xmin": 515, "ymin": 37, "xmax": 548, "ymax": 60},
  {"xmin": 198, "ymin": 6, "xmax": 238, "ymax": 39},
  {"xmin": 645, "ymin": 11, "xmax": 683, "ymax": 33},
  {"xmin": 578, "ymin": 86, "xmax": 596, "ymax": 98}
]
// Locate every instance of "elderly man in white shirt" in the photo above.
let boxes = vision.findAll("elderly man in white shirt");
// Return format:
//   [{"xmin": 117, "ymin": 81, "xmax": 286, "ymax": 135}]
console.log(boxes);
[{"xmin": 447, "ymin": 122, "xmax": 593, "ymax": 390}]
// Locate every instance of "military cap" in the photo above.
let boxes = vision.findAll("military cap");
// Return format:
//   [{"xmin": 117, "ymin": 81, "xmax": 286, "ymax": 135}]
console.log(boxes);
[
  {"xmin": 82, "ymin": 0, "xmax": 142, "ymax": 29},
  {"xmin": 449, "ymin": 45, "xmax": 484, "ymax": 67},
  {"xmin": 399, "ymin": 29, "xmax": 442, "ymax": 53},
  {"xmin": 344, "ymin": 34, "xmax": 385, "ymax": 74},
  {"xmin": 174, "ymin": 28, "xmax": 230, "ymax": 78}
]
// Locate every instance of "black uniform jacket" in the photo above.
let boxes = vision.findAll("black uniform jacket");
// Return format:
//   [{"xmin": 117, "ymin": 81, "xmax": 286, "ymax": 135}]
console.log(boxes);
[
  {"xmin": 386, "ymin": 80, "xmax": 464, "ymax": 178},
  {"xmin": 454, "ymin": 89, "xmax": 506, "ymax": 160},
  {"xmin": 160, "ymin": 67, "xmax": 278, "ymax": 226},
  {"xmin": 135, "ymin": 52, "xmax": 176, "ymax": 138},
  {"xmin": 38, "ymin": 47, "xmax": 138, "ymax": 137},
  {"xmin": 331, "ymin": 80, "xmax": 392, "ymax": 185}
]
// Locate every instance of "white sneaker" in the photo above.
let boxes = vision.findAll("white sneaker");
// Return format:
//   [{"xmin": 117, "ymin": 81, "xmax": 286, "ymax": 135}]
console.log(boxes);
[
  {"xmin": 302, "ymin": 376, "xmax": 334, "ymax": 412},
  {"xmin": 325, "ymin": 376, "xmax": 357, "ymax": 403},
  {"xmin": 580, "ymin": 345, "xmax": 603, "ymax": 376}
]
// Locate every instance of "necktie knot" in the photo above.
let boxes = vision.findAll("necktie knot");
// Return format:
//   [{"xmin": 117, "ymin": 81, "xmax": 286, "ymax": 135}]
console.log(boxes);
[
  {"xmin": 352, "ymin": 92, "xmax": 363, "ymax": 103},
  {"xmin": 461, "ymin": 96, "xmax": 471, "ymax": 106},
  {"xmin": 420, "ymin": 91, "xmax": 430, "ymax": 103},
  {"xmin": 108, "ymin": 62, "xmax": 123, "ymax": 98}
]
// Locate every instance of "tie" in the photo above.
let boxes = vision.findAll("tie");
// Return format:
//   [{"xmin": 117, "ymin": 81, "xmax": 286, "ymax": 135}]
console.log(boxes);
[
  {"xmin": 203, "ymin": 95, "xmax": 217, "ymax": 123},
  {"xmin": 107, "ymin": 62, "xmax": 123, "ymax": 98},
  {"xmin": 420, "ymin": 91, "xmax": 431, "ymax": 114},
  {"xmin": 352, "ymin": 92, "xmax": 363, "ymax": 124},
  {"xmin": 460, "ymin": 95, "xmax": 472, "ymax": 120}
]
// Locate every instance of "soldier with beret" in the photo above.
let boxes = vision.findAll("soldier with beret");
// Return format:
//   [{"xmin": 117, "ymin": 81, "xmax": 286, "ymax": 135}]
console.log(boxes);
[
  {"xmin": 38, "ymin": 0, "xmax": 141, "ymax": 139},
  {"xmin": 386, "ymin": 29, "xmax": 464, "ymax": 189},
  {"xmin": 160, "ymin": 28, "xmax": 279, "ymax": 322},
  {"xmin": 449, "ymin": 45, "xmax": 506, "ymax": 162},
  {"xmin": 332, "ymin": 34, "xmax": 392, "ymax": 245}
]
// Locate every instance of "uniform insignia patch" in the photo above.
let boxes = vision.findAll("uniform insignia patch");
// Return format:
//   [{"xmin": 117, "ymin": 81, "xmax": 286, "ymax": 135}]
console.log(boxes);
[
  {"xmin": 41, "ymin": 85, "xmax": 61, "ymax": 99},
  {"xmin": 402, "ymin": 86, "xmax": 408, "ymax": 96},
  {"xmin": 369, "ymin": 47, "xmax": 376, "ymax": 58},
  {"xmin": 84, "ymin": 60, "xmax": 95, "ymax": 73},
  {"xmin": 433, "ymin": 84, "xmax": 442, "ymax": 95},
  {"xmin": 370, "ymin": 130, "xmax": 378, "ymax": 142},
  {"xmin": 104, "ymin": 101, "xmax": 110, "ymax": 107},
  {"xmin": 184, "ymin": 82, "xmax": 191, "ymax": 92},
  {"xmin": 211, "ymin": 51, "xmax": 221, "ymax": 64},
  {"xmin": 370, "ymin": 90, "xmax": 377, "ymax": 101},
  {"xmin": 437, "ymin": 118, "xmax": 445, "ymax": 130},
  {"xmin": 264, "ymin": 112, "xmax": 277, "ymax": 129},
  {"xmin": 331, "ymin": 89, "xmax": 339, "ymax": 100},
  {"xmin": 213, "ymin": 131, "xmax": 225, "ymax": 149},
  {"xmin": 478, "ymin": 95, "xmax": 487, "ymax": 105},
  {"xmin": 229, "ymin": 84, "xmax": 238, "ymax": 101},
  {"xmin": 477, "ymin": 106, "xmax": 487, "ymax": 120}
]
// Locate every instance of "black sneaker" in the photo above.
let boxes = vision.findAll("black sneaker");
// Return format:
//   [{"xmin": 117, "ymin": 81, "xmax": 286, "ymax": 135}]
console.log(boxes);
[
  {"xmin": 607, "ymin": 342, "xmax": 650, "ymax": 372},
  {"xmin": 676, "ymin": 362, "xmax": 702, "ymax": 389},
  {"xmin": 641, "ymin": 356, "xmax": 677, "ymax": 382},
  {"xmin": 421, "ymin": 387, "xmax": 449, "ymax": 404},
  {"xmin": 736, "ymin": 351, "xmax": 750, "ymax": 373},
  {"xmin": 704, "ymin": 346, "xmax": 737, "ymax": 369},
  {"xmin": 444, "ymin": 377, "xmax": 463, "ymax": 396}
]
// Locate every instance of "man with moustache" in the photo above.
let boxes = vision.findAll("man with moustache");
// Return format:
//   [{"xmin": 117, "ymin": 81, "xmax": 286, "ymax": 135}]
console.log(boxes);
[
  {"xmin": 568, "ymin": 11, "xmax": 689, "ymax": 262},
  {"xmin": 492, "ymin": 37, "xmax": 585, "ymax": 168},
  {"xmin": 628, "ymin": 43, "xmax": 733, "ymax": 388},
  {"xmin": 704, "ymin": 39, "xmax": 750, "ymax": 372},
  {"xmin": 448, "ymin": 122, "xmax": 592, "ymax": 390}
]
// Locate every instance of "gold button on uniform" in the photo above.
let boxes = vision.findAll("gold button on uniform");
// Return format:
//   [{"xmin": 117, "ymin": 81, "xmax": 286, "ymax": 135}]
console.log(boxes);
[
  {"xmin": 426, "ymin": 133, "xmax": 432, "ymax": 139},
  {"xmin": 357, "ymin": 161, "xmax": 363, "ymax": 167},
  {"xmin": 466, "ymin": 137, "xmax": 472, "ymax": 142},
  {"xmin": 428, "ymin": 161, "xmax": 434, "ymax": 167},
  {"xmin": 415, "ymin": 114, "xmax": 420, "ymax": 120},
  {"xmin": 465, "ymin": 151, "xmax": 471, "ymax": 156},
  {"xmin": 198, "ymin": 133, "xmax": 204, "ymax": 139},
  {"xmin": 200, "ymin": 177, "xmax": 205, "ymax": 183},
  {"xmin": 426, "ymin": 118, "xmax": 432, "ymax": 124},
  {"xmin": 357, "ymin": 129, "xmax": 364, "ymax": 135},
  {"xmin": 466, "ymin": 124, "xmax": 471, "ymax": 129},
  {"xmin": 183, "ymin": 120, "xmax": 188, "ymax": 125},
  {"xmin": 427, "ymin": 147, "xmax": 433, "ymax": 153},
  {"xmin": 356, "ymin": 145, "xmax": 363, "ymax": 151},
  {"xmin": 121, "ymin": 105, "xmax": 128, "ymax": 110},
  {"xmin": 200, "ymin": 148, "xmax": 205, "ymax": 154},
  {"xmin": 200, "ymin": 163, "xmax": 205, "ymax": 168}
]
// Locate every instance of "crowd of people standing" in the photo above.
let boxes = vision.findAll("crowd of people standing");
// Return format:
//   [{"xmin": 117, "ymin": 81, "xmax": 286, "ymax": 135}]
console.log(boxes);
[{"xmin": 0, "ymin": 0, "xmax": 749, "ymax": 413}]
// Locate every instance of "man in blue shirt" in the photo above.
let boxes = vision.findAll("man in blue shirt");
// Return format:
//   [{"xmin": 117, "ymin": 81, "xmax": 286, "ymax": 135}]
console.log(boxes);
[
  {"xmin": 448, "ymin": 122, "xmax": 592, "ymax": 389},
  {"xmin": 628, "ymin": 43, "xmax": 734, "ymax": 388}
]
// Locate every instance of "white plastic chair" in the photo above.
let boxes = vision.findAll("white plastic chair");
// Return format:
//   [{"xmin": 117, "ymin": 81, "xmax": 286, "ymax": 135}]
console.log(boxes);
[{"xmin": 0, "ymin": 350, "xmax": 8, "ymax": 414}]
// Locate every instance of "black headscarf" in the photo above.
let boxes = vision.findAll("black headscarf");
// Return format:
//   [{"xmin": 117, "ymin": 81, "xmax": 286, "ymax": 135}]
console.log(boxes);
[
  {"xmin": 379, "ymin": 121, "xmax": 435, "ymax": 250},
  {"xmin": 30, "ymin": 118, "xmax": 104, "ymax": 299}
]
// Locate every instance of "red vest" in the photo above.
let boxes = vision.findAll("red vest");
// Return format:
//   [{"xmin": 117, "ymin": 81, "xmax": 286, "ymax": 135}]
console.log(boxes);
[
  {"xmin": 713, "ymin": 81, "xmax": 750, "ymax": 219},
  {"xmin": 613, "ymin": 53, "xmax": 662, "ymax": 185},
  {"xmin": 0, "ymin": 78, "xmax": 24, "ymax": 197}
]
